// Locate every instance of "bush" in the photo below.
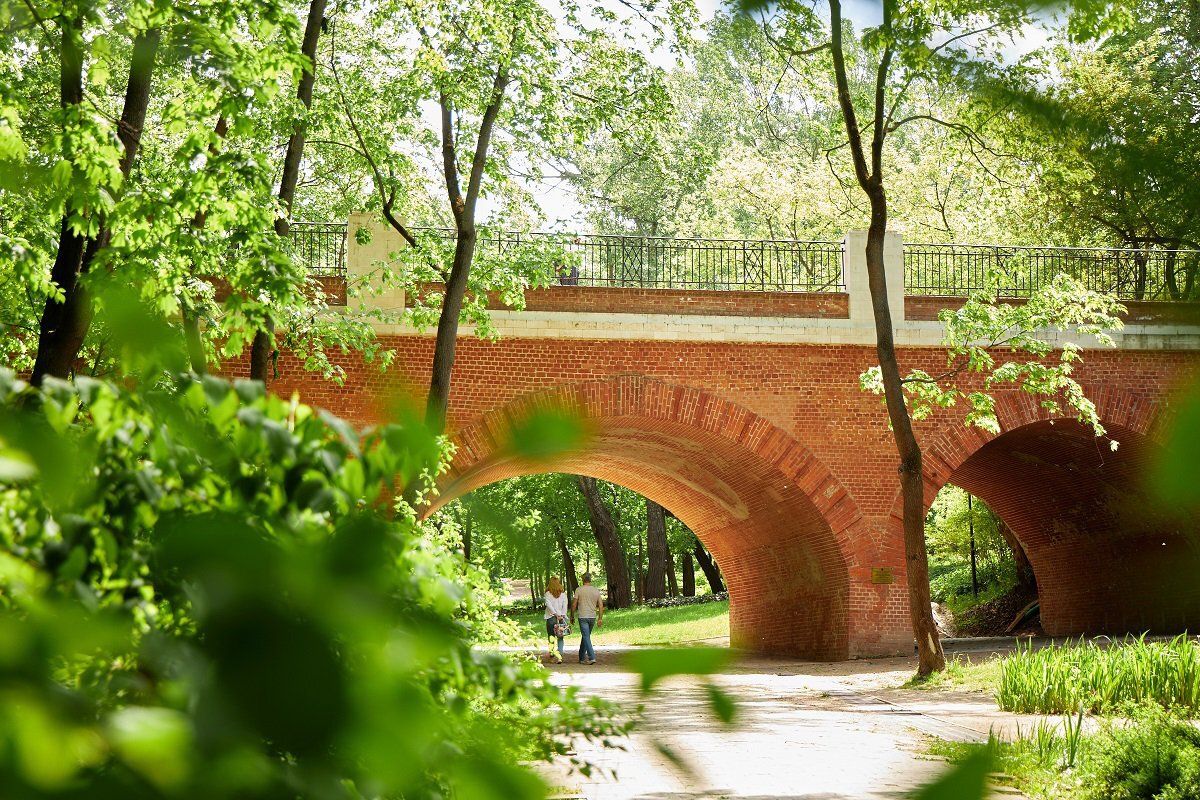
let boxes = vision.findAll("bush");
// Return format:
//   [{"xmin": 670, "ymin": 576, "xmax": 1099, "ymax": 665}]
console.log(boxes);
[
  {"xmin": 0, "ymin": 371, "xmax": 621, "ymax": 799},
  {"xmin": 928, "ymin": 556, "xmax": 1014, "ymax": 604},
  {"xmin": 642, "ymin": 592, "xmax": 729, "ymax": 609},
  {"xmin": 1083, "ymin": 704, "xmax": 1200, "ymax": 800},
  {"xmin": 997, "ymin": 635, "xmax": 1200, "ymax": 716}
]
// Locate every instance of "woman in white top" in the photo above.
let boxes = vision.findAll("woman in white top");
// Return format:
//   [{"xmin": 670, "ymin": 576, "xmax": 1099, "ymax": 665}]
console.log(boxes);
[{"xmin": 544, "ymin": 576, "xmax": 569, "ymax": 663}]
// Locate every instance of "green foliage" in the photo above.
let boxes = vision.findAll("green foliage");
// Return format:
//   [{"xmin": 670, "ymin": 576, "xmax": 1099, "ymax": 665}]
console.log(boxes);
[
  {"xmin": 1008, "ymin": 0, "xmax": 1200, "ymax": 274},
  {"xmin": 0, "ymin": 369, "xmax": 625, "ymax": 798},
  {"xmin": 1084, "ymin": 703, "xmax": 1200, "ymax": 800},
  {"xmin": 924, "ymin": 486, "xmax": 1014, "ymax": 604},
  {"xmin": 466, "ymin": 473, "xmax": 707, "ymax": 598},
  {"xmin": 861, "ymin": 274, "xmax": 1125, "ymax": 438},
  {"xmin": 996, "ymin": 636, "xmax": 1200, "ymax": 716},
  {"xmin": 934, "ymin": 704, "xmax": 1200, "ymax": 800},
  {"xmin": 909, "ymin": 745, "xmax": 992, "ymax": 800},
  {"xmin": 1152, "ymin": 384, "xmax": 1200, "ymax": 513}
]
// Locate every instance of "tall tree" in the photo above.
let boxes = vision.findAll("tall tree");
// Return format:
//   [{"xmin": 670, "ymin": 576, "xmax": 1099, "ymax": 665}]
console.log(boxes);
[
  {"xmin": 682, "ymin": 550, "xmax": 696, "ymax": 596},
  {"xmin": 754, "ymin": 0, "xmax": 1126, "ymax": 676},
  {"xmin": 693, "ymin": 536, "xmax": 724, "ymax": 594},
  {"xmin": 324, "ymin": 0, "xmax": 680, "ymax": 433},
  {"xmin": 576, "ymin": 476, "xmax": 632, "ymax": 609},
  {"xmin": 30, "ymin": 23, "xmax": 161, "ymax": 384},
  {"xmin": 1014, "ymin": 0, "xmax": 1200, "ymax": 296},
  {"xmin": 645, "ymin": 498, "xmax": 669, "ymax": 599},
  {"xmin": 250, "ymin": 0, "xmax": 329, "ymax": 382}
]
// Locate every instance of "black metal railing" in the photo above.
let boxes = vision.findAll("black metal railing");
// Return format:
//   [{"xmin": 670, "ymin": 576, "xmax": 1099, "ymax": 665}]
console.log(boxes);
[
  {"xmin": 287, "ymin": 222, "xmax": 347, "ymax": 278},
  {"xmin": 418, "ymin": 228, "xmax": 846, "ymax": 292},
  {"xmin": 287, "ymin": 223, "xmax": 1200, "ymax": 301},
  {"xmin": 905, "ymin": 243, "xmax": 1200, "ymax": 301}
]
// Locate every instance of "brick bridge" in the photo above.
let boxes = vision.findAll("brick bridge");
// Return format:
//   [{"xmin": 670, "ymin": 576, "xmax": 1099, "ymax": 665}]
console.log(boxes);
[{"xmin": 264, "ymin": 219, "xmax": 1200, "ymax": 660}]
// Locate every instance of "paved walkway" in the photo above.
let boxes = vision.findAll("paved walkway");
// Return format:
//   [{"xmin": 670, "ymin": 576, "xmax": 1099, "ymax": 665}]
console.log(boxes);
[{"xmin": 538, "ymin": 653, "xmax": 1043, "ymax": 799}]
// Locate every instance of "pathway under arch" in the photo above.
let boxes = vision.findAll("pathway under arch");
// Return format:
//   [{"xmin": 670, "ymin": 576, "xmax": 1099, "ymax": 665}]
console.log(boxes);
[
  {"xmin": 923, "ymin": 394, "xmax": 1200, "ymax": 636},
  {"xmin": 429, "ymin": 377, "xmax": 859, "ymax": 660}
]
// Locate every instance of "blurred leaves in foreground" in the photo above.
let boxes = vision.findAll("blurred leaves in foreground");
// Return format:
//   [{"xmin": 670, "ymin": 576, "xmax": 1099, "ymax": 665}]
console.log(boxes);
[{"xmin": 0, "ymin": 369, "xmax": 625, "ymax": 799}]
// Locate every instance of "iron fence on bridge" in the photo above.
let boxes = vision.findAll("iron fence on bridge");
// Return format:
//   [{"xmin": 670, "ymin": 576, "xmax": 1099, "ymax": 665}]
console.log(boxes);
[
  {"xmin": 284, "ymin": 222, "xmax": 1200, "ymax": 300},
  {"xmin": 286, "ymin": 221, "xmax": 348, "ymax": 278},
  {"xmin": 905, "ymin": 243, "xmax": 1200, "ymax": 301},
  {"xmin": 473, "ymin": 229, "xmax": 847, "ymax": 292}
]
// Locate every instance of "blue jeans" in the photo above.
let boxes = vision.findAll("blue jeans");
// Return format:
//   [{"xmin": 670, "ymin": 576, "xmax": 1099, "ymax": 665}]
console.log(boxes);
[{"xmin": 578, "ymin": 618, "xmax": 596, "ymax": 662}]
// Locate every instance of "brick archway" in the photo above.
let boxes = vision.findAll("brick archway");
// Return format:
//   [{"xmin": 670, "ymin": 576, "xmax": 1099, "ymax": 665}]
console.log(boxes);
[
  {"xmin": 919, "ymin": 391, "xmax": 1200, "ymax": 636},
  {"xmin": 429, "ymin": 376, "xmax": 862, "ymax": 660}
]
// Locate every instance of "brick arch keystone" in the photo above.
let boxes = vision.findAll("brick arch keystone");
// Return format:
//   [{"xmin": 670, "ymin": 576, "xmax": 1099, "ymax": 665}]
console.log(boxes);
[
  {"xmin": 429, "ymin": 376, "xmax": 868, "ymax": 660},
  {"xmin": 911, "ymin": 388, "xmax": 1200, "ymax": 637}
]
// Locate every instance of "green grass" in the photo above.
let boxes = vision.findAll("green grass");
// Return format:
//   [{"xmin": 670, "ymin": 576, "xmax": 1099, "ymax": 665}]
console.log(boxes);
[
  {"xmin": 996, "ymin": 635, "xmax": 1200, "ymax": 716},
  {"xmin": 927, "ymin": 704, "xmax": 1200, "ymax": 800},
  {"xmin": 900, "ymin": 637, "xmax": 1200, "ymax": 717},
  {"xmin": 902, "ymin": 655, "xmax": 1003, "ymax": 693},
  {"xmin": 512, "ymin": 600, "xmax": 730, "ymax": 646}
]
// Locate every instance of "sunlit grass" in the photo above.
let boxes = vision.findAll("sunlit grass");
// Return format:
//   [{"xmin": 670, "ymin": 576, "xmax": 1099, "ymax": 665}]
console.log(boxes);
[
  {"xmin": 510, "ymin": 600, "xmax": 730, "ymax": 646},
  {"xmin": 902, "ymin": 655, "xmax": 1004, "ymax": 693},
  {"xmin": 996, "ymin": 635, "xmax": 1200, "ymax": 716}
]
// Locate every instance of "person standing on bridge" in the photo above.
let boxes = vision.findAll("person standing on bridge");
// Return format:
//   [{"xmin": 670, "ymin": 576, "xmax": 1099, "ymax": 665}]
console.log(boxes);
[
  {"xmin": 544, "ymin": 576, "xmax": 569, "ymax": 663},
  {"xmin": 571, "ymin": 572, "xmax": 604, "ymax": 664}
]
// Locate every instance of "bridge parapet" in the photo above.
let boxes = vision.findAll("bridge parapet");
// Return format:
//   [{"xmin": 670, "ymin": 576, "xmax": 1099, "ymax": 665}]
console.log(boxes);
[{"xmin": 297, "ymin": 216, "xmax": 1200, "ymax": 348}]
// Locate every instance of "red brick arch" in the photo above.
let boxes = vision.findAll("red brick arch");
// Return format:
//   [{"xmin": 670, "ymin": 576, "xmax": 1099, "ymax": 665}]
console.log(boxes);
[
  {"xmin": 916, "ymin": 389, "xmax": 1200, "ymax": 636},
  {"xmin": 428, "ymin": 376, "xmax": 864, "ymax": 660}
]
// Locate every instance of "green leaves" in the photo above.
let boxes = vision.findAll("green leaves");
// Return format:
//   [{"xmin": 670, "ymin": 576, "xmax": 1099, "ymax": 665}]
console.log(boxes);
[
  {"xmin": 623, "ymin": 646, "xmax": 735, "ymax": 692},
  {"xmin": 0, "ymin": 371, "xmax": 624, "ymax": 798},
  {"xmin": 864, "ymin": 274, "xmax": 1124, "ymax": 437},
  {"xmin": 909, "ymin": 746, "xmax": 992, "ymax": 800}
]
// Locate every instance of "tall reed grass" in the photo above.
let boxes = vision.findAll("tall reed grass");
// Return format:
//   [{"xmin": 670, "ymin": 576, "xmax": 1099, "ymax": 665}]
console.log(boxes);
[{"xmin": 996, "ymin": 634, "xmax": 1200, "ymax": 715}]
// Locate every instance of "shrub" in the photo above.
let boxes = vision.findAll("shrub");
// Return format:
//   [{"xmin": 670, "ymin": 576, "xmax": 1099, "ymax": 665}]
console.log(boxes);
[
  {"xmin": 1083, "ymin": 704, "xmax": 1200, "ymax": 800},
  {"xmin": 928, "ymin": 556, "xmax": 1014, "ymax": 604},
  {"xmin": 0, "ymin": 371, "xmax": 621, "ymax": 798},
  {"xmin": 642, "ymin": 592, "xmax": 729, "ymax": 609}
]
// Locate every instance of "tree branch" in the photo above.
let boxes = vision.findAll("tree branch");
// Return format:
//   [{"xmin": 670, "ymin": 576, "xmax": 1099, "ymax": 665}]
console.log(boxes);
[
  {"xmin": 464, "ymin": 61, "xmax": 513, "ymax": 223},
  {"xmin": 327, "ymin": 20, "xmax": 418, "ymax": 247}
]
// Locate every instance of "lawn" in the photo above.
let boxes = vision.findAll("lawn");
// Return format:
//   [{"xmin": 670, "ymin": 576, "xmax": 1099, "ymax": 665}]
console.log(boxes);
[
  {"xmin": 510, "ymin": 600, "xmax": 730, "ymax": 646},
  {"xmin": 901, "ymin": 654, "xmax": 1004, "ymax": 693}
]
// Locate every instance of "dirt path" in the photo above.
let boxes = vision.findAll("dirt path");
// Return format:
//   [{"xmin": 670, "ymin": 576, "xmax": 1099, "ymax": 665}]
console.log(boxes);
[{"xmin": 540, "ymin": 654, "xmax": 1030, "ymax": 799}]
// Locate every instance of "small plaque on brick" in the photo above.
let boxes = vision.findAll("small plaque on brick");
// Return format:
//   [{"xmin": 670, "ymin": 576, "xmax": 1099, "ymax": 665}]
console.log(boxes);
[{"xmin": 871, "ymin": 567, "xmax": 894, "ymax": 585}]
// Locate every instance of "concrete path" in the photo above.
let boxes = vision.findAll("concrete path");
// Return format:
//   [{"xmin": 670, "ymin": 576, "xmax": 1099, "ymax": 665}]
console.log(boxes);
[{"xmin": 539, "ymin": 654, "xmax": 1033, "ymax": 800}]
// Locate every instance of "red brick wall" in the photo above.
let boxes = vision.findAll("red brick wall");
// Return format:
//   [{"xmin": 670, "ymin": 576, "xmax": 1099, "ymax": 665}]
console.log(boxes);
[
  {"xmin": 258, "ymin": 337, "xmax": 1199, "ymax": 659},
  {"xmin": 404, "ymin": 283, "xmax": 850, "ymax": 319},
  {"xmin": 905, "ymin": 294, "xmax": 1200, "ymax": 325}
]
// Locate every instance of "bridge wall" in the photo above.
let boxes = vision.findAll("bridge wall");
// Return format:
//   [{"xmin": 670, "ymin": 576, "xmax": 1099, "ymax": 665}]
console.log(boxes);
[
  {"xmin": 255, "ymin": 333, "xmax": 1200, "ymax": 659},
  {"xmin": 246, "ymin": 220, "xmax": 1200, "ymax": 658}
]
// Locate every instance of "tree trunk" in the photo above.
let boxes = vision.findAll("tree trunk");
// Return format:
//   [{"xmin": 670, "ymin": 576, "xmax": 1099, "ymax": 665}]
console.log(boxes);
[
  {"xmin": 863, "ymin": 204, "xmax": 944, "ymax": 675},
  {"xmin": 576, "ymin": 476, "xmax": 631, "ymax": 608},
  {"xmin": 554, "ymin": 523, "xmax": 579, "ymax": 596},
  {"xmin": 425, "ymin": 230, "xmax": 474, "ymax": 430},
  {"xmin": 627, "ymin": 552, "xmax": 636, "ymax": 605},
  {"xmin": 636, "ymin": 534, "xmax": 645, "ymax": 602},
  {"xmin": 693, "ymin": 537, "xmax": 724, "ymax": 593},
  {"xmin": 460, "ymin": 505, "xmax": 472, "ymax": 563},
  {"xmin": 645, "ymin": 499, "xmax": 668, "ymax": 599},
  {"xmin": 682, "ymin": 551, "xmax": 696, "ymax": 596},
  {"xmin": 32, "ymin": 27, "xmax": 160, "ymax": 384},
  {"xmin": 666, "ymin": 549, "xmax": 679, "ymax": 597},
  {"xmin": 251, "ymin": 0, "xmax": 328, "ymax": 384},
  {"xmin": 828, "ymin": 0, "xmax": 944, "ymax": 675}
]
